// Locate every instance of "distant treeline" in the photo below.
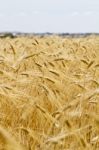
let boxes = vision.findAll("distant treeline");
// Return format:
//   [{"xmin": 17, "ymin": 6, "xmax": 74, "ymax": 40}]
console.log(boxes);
[{"xmin": 0, "ymin": 32, "xmax": 99, "ymax": 38}]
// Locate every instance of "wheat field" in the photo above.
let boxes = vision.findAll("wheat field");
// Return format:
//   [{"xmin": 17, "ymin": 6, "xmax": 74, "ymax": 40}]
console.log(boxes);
[{"xmin": 0, "ymin": 35, "xmax": 99, "ymax": 150}]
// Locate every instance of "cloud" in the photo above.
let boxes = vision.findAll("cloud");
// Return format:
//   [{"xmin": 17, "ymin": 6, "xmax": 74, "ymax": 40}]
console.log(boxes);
[
  {"xmin": 71, "ymin": 12, "xmax": 80, "ymax": 16},
  {"xmin": 19, "ymin": 12, "xmax": 27, "ymax": 16},
  {"xmin": 0, "ymin": 13, "xmax": 4, "ymax": 17},
  {"xmin": 32, "ymin": 11, "xmax": 40, "ymax": 14},
  {"xmin": 84, "ymin": 11, "xmax": 93, "ymax": 15}
]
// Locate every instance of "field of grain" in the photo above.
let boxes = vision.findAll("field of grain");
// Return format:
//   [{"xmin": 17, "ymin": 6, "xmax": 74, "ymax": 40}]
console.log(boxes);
[{"xmin": 0, "ymin": 35, "xmax": 99, "ymax": 150}]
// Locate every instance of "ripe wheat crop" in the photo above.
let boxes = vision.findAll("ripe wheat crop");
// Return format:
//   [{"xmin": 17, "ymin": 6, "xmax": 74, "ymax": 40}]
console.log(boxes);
[{"xmin": 0, "ymin": 35, "xmax": 99, "ymax": 150}]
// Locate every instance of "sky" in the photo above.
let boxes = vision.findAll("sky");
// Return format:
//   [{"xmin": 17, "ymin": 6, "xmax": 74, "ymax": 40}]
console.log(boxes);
[{"xmin": 0, "ymin": 0, "xmax": 99, "ymax": 33}]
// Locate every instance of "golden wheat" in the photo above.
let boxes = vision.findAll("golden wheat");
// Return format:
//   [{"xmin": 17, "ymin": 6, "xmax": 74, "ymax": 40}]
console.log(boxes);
[{"xmin": 0, "ymin": 35, "xmax": 99, "ymax": 150}]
